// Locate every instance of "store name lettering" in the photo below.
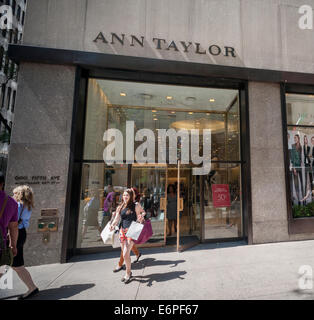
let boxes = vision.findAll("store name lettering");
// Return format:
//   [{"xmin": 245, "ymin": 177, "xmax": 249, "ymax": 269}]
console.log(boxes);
[{"xmin": 93, "ymin": 32, "xmax": 236, "ymax": 58}]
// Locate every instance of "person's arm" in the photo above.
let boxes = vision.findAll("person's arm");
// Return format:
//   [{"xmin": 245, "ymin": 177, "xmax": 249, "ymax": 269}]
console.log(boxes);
[
  {"xmin": 8, "ymin": 221, "xmax": 18, "ymax": 256},
  {"xmin": 135, "ymin": 203, "xmax": 145, "ymax": 223},
  {"xmin": 109, "ymin": 210, "xmax": 116, "ymax": 223},
  {"xmin": 19, "ymin": 208, "xmax": 32, "ymax": 229},
  {"xmin": 110, "ymin": 206, "xmax": 121, "ymax": 230},
  {"xmin": 301, "ymin": 189, "xmax": 311, "ymax": 202}
]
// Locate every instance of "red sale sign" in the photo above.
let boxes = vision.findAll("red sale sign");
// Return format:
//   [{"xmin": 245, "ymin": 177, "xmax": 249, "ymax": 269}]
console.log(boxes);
[{"xmin": 212, "ymin": 184, "xmax": 231, "ymax": 208}]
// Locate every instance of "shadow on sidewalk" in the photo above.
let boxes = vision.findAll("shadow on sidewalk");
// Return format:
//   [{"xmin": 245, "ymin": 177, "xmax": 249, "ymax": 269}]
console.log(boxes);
[
  {"xmin": 131, "ymin": 257, "xmax": 186, "ymax": 270},
  {"xmin": 129, "ymin": 271, "xmax": 187, "ymax": 287},
  {"xmin": 292, "ymin": 288, "xmax": 314, "ymax": 299},
  {"xmin": 2, "ymin": 283, "xmax": 96, "ymax": 300},
  {"xmin": 69, "ymin": 247, "xmax": 178, "ymax": 263}
]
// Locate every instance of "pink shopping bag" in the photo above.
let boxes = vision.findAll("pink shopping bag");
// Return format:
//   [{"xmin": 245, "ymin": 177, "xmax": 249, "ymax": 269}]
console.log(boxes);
[{"xmin": 134, "ymin": 219, "xmax": 153, "ymax": 244}]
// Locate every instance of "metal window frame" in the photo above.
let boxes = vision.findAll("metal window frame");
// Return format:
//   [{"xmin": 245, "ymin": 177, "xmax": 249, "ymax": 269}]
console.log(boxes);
[{"xmin": 281, "ymin": 83, "xmax": 314, "ymax": 234}]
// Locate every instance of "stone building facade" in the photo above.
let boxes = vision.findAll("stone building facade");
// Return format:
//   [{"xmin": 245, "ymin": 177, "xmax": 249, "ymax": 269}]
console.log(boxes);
[{"xmin": 6, "ymin": 0, "xmax": 314, "ymax": 266}]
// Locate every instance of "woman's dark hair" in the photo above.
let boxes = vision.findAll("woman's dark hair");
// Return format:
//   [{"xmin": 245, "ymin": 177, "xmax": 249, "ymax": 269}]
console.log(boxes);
[
  {"xmin": 167, "ymin": 184, "xmax": 176, "ymax": 194},
  {"xmin": 119, "ymin": 188, "xmax": 135, "ymax": 212},
  {"xmin": 304, "ymin": 135, "xmax": 308, "ymax": 143},
  {"xmin": 131, "ymin": 187, "xmax": 141, "ymax": 202},
  {"xmin": 116, "ymin": 188, "xmax": 135, "ymax": 215}
]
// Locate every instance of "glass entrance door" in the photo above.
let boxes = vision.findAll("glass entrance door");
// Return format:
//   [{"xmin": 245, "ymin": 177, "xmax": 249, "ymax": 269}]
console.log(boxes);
[{"xmin": 165, "ymin": 162, "xmax": 202, "ymax": 251}]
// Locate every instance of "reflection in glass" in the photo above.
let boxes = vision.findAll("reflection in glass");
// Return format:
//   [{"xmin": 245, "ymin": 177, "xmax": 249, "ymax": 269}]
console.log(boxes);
[
  {"xmin": 77, "ymin": 78, "xmax": 242, "ymax": 249},
  {"xmin": 77, "ymin": 163, "xmax": 128, "ymax": 248},
  {"xmin": 286, "ymin": 93, "xmax": 314, "ymax": 218},
  {"xmin": 131, "ymin": 164, "xmax": 166, "ymax": 244},
  {"xmin": 287, "ymin": 126, "xmax": 314, "ymax": 218},
  {"xmin": 286, "ymin": 94, "xmax": 314, "ymax": 126},
  {"xmin": 204, "ymin": 163, "xmax": 242, "ymax": 239}
]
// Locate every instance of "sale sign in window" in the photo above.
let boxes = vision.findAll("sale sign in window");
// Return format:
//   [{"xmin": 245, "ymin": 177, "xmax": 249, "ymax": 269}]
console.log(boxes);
[{"xmin": 212, "ymin": 184, "xmax": 231, "ymax": 208}]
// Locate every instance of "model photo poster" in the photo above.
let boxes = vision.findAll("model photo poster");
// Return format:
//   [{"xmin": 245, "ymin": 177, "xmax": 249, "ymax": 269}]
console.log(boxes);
[{"xmin": 287, "ymin": 129, "xmax": 314, "ymax": 204}]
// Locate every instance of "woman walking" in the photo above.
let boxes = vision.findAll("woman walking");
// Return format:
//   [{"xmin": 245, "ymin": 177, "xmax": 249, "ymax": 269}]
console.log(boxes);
[
  {"xmin": 112, "ymin": 188, "xmax": 144, "ymax": 272},
  {"xmin": 12, "ymin": 185, "xmax": 39, "ymax": 300},
  {"xmin": 110, "ymin": 189, "xmax": 143, "ymax": 284}
]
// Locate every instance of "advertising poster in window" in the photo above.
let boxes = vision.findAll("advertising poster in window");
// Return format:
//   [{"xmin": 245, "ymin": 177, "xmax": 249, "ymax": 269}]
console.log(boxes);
[
  {"xmin": 212, "ymin": 184, "xmax": 231, "ymax": 208},
  {"xmin": 287, "ymin": 129, "xmax": 314, "ymax": 208}
]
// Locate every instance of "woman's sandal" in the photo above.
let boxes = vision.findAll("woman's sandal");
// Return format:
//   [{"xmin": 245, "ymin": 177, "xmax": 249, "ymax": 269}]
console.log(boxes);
[
  {"xmin": 113, "ymin": 265, "xmax": 124, "ymax": 273},
  {"xmin": 134, "ymin": 253, "xmax": 142, "ymax": 263},
  {"xmin": 18, "ymin": 288, "xmax": 39, "ymax": 300},
  {"xmin": 124, "ymin": 272, "xmax": 132, "ymax": 284}
]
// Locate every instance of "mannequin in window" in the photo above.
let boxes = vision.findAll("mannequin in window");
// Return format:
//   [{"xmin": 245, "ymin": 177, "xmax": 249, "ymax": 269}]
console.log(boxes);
[
  {"xmin": 291, "ymin": 134, "xmax": 304, "ymax": 205},
  {"xmin": 304, "ymin": 135, "xmax": 313, "ymax": 198},
  {"xmin": 287, "ymin": 133, "xmax": 296, "ymax": 203}
]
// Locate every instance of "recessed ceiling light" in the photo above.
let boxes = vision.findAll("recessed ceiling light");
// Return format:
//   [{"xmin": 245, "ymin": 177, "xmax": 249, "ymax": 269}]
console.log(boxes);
[
  {"xmin": 186, "ymin": 97, "xmax": 196, "ymax": 102},
  {"xmin": 209, "ymin": 98, "xmax": 215, "ymax": 102},
  {"xmin": 189, "ymin": 112, "xmax": 193, "ymax": 115},
  {"xmin": 120, "ymin": 92, "xmax": 126, "ymax": 97},
  {"xmin": 166, "ymin": 96, "xmax": 173, "ymax": 100}
]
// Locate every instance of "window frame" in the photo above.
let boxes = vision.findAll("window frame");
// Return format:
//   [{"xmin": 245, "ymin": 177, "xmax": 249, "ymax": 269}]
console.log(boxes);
[
  {"xmin": 63, "ymin": 66, "xmax": 252, "ymax": 260},
  {"xmin": 282, "ymin": 83, "xmax": 314, "ymax": 234}
]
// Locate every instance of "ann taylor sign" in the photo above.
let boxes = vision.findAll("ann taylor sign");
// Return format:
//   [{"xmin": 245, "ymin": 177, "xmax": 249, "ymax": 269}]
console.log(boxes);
[{"xmin": 93, "ymin": 32, "xmax": 236, "ymax": 58}]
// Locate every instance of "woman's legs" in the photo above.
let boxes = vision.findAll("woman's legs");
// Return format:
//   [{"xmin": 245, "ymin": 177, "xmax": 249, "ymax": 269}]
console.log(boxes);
[
  {"xmin": 118, "ymin": 248, "xmax": 124, "ymax": 267},
  {"xmin": 123, "ymin": 239, "xmax": 134, "ymax": 277},
  {"xmin": 168, "ymin": 219, "xmax": 177, "ymax": 235},
  {"xmin": 167, "ymin": 219, "xmax": 172, "ymax": 236},
  {"xmin": 298, "ymin": 169, "xmax": 304, "ymax": 200},
  {"xmin": 12, "ymin": 266, "xmax": 37, "ymax": 295},
  {"xmin": 117, "ymin": 244, "xmax": 139, "ymax": 269},
  {"xmin": 132, "ymin": 244, "xmax": 140, "ymax": 258}
]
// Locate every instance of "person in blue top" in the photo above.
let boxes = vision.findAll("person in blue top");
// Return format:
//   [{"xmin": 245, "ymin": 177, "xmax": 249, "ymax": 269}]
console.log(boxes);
[{"xmin": 12, "ymin": 185, "xmax": 39, "ymax": 300}]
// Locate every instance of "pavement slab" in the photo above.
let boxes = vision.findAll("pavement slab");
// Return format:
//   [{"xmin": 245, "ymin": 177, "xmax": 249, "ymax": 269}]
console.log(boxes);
[{"xmin": 1, "ymin": 240, "xmax": 314, "ymax": 300}]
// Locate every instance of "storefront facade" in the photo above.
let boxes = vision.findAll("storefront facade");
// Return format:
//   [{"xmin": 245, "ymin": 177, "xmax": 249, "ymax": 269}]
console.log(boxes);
[{"xmin": 6, "ymin": 0, "xmax": 314, "ymax": 265}]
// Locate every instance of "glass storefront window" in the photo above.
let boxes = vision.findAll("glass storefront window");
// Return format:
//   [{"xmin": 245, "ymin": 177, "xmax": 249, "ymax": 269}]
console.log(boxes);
[
  {"xmin": 77, "ymin": 78, "xmax": 243, "ymax": 249},
  {"xmin": 204, "ymin": 163, "xmax": 242, "ymax": 239},
  {"xmin": 77, "ymin": 163, "xmax": 128, "ymax": 248},
  {"xmin": 131, "ymin": 164, "xmax": 166, "ymax": 244},
  {"xmin": 286, "ymin": 94, "xmax": 314, "ymax": 218}
]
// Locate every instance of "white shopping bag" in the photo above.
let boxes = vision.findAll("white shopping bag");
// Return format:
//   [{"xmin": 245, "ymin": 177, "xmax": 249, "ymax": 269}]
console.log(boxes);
[
  {"xmin": 100, "ymin": 221, "xmax": 114, "ymax": 245},
  {"xmin": 112, "ymin": 231, "xmax": 121, "ymax": 248},
  {"xmin": 126, "ymin": 221, "xmax": 144, "ymax": 240}
]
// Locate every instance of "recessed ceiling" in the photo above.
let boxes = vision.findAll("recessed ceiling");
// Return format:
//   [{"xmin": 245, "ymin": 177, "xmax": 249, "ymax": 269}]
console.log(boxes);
[{"xmin": 96, "ymin": 79, "xmax": 238, "ymax": 112}]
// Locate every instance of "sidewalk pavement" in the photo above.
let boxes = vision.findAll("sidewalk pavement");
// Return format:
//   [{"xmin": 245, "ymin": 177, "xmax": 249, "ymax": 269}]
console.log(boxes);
[{"xmin": 1, "ymin": 239, "xmax": 314, "ymax": 300}]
